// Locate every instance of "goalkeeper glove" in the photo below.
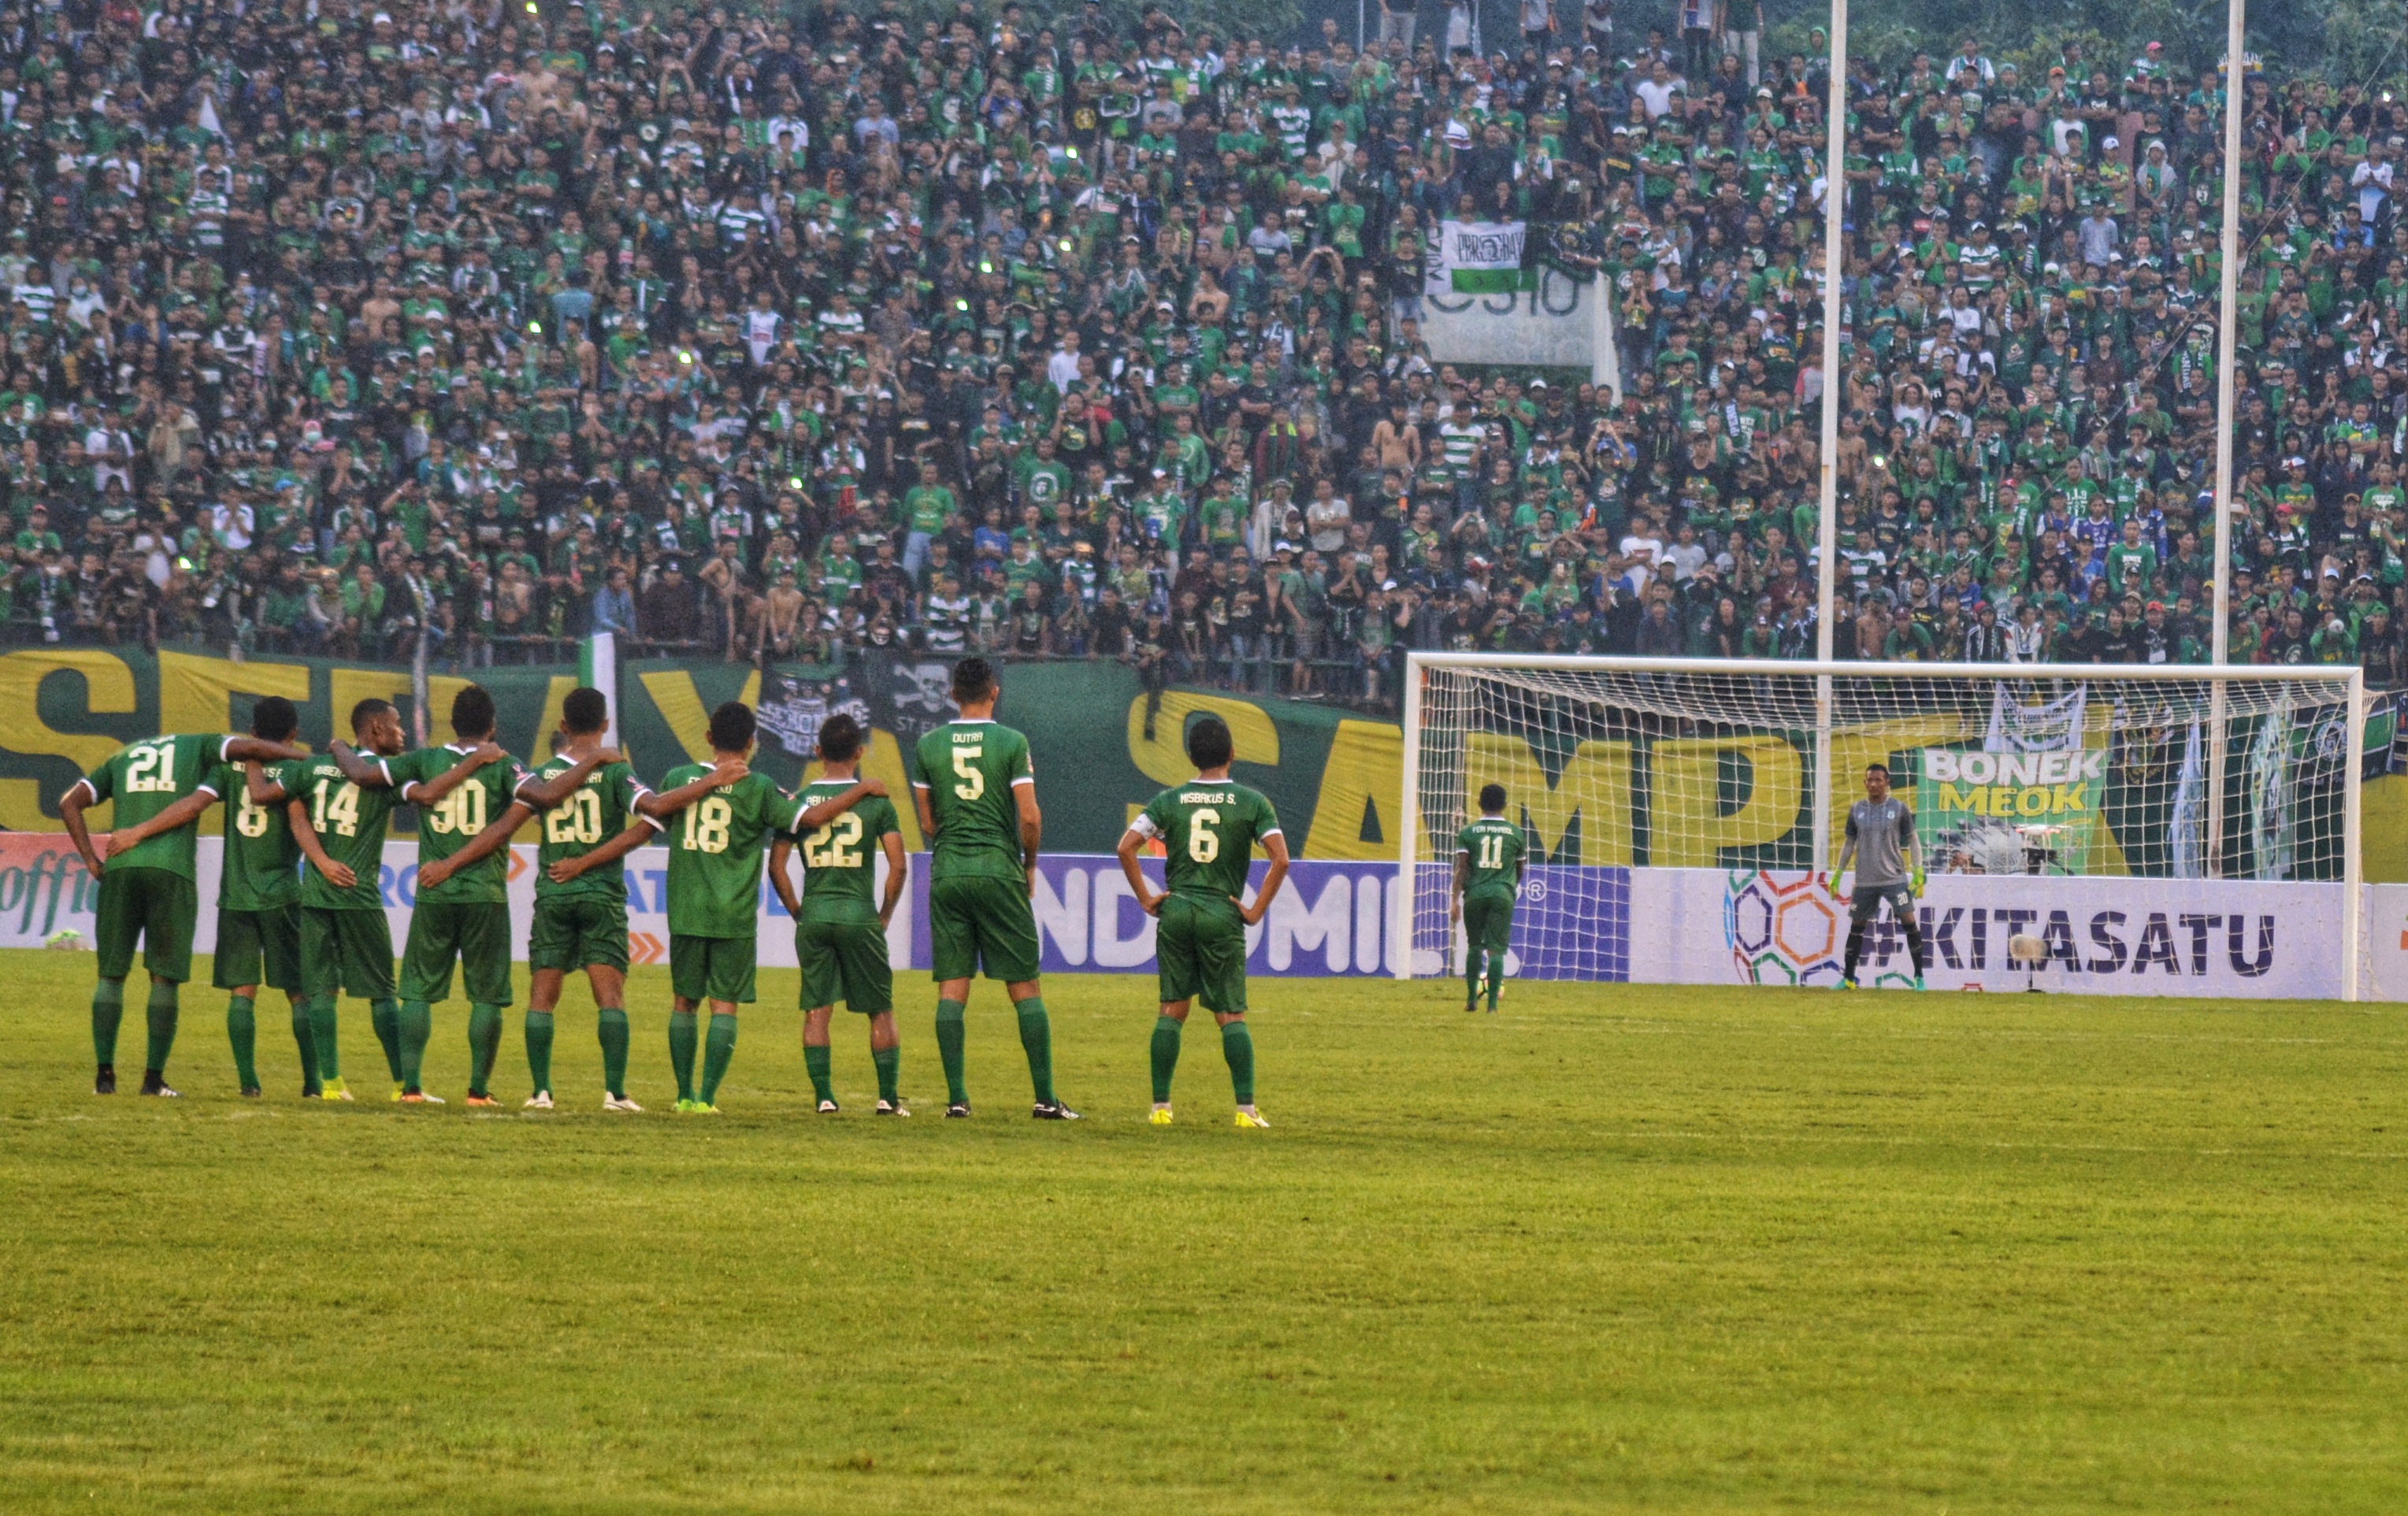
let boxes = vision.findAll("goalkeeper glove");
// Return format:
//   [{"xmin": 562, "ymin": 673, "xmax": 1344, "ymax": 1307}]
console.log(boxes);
[
  {"xmin": 1826, "ymin": 873, "xmax": 1846, "ymax": 899},
  {"xmin": 1910, "ymin": 867, "xmax": 1927, "ymax": 899}
]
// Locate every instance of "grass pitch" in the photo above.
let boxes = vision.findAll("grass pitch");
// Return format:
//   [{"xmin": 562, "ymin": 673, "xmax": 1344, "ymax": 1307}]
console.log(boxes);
[{"xmin": 2, "ymin": 954, "xmax": 2407, "ymax": 1514}]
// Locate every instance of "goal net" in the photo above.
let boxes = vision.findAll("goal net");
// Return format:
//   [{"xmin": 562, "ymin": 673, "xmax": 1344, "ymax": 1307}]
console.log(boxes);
[{"xmin": 1398, "ymin": 657, "xmax": 2372, "ymax": 1000}]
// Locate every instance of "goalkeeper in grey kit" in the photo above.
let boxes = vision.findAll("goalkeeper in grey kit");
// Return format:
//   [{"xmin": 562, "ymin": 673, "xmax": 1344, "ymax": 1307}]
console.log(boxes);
[{"xmin": 1829, "ymin": 762, "xmax": 1927, "ymax": 990}]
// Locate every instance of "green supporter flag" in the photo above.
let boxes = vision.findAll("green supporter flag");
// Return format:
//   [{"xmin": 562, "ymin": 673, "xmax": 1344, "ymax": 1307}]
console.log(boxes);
[{"xmin": 1436, "ymin": 220, "xmax": 1530, "ymax": 295}]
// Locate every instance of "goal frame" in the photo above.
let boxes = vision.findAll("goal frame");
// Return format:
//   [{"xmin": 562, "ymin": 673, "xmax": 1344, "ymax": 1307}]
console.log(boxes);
[{"xmin": 1397, "ymin": 654, "xmax": 2369, "ymax": 1001}]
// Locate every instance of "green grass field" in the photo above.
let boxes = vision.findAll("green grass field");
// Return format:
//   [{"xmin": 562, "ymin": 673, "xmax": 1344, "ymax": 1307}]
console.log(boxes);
[{"xmin": 5, "ymin": 951, "xmax": 2408, "ymax": 1513}]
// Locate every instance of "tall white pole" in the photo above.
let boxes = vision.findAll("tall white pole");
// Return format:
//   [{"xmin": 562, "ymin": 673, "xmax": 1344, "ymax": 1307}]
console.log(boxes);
[
  {"xmin": 2206, "ymin": 5, "xmax": 2244, "ymax": 875},
  {"xmin": 2344, "ymin": 669, "xmax": 2367, "ymax": 1003},
  {"xmin": 1811, "ymin": 0, "xmax": 1847, "ymax": 873}
]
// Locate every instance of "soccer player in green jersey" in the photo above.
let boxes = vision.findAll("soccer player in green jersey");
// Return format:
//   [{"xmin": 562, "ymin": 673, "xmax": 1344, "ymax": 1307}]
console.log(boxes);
[
  {"xmin": 207, "ymin": 696, "xmax": 315, "ymax": 1098},
  {"xmin": 1453, "ymin": 784, "xmax": 1529, "ymax": 1014},
  {"xmin": 61, "ymin": 725, "xmax": 309, "ymax": 1096},
  {"xmin": 653, "ymin": 701, "xmax": 881, "ymax": 1114},
  {"xmin": 770, "ymin": 713, "xmax": 908, "ymax": 1116},
  {"xmin": 421, "ymin": 687, "xmax": 741, "ymax": 1111},
  {"xmin": 372, "ymin": 684, "xmax": 610, "ymax": 1107},
  {"xmin": 265, "ymin": 699, "xmax": 503, "ymax": 1102},
  {"xmin": 911, "ymin": 656, "xmax": 1078, "ymax": 1121},
  {"xmin": 1115, "ymin": 715, "xmax": 1289, "ymax": 1128}
]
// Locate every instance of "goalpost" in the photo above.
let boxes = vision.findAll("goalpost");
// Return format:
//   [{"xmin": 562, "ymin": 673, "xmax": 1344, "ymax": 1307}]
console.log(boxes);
[{"xmin": 1397, "ymin": 655, "xmax": 2370, "ymax": 1001}]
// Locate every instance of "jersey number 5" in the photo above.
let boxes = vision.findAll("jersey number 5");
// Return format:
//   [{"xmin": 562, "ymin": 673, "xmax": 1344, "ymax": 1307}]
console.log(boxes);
[{"xmin": 951, "ymin": 740, "xmax": 985, "ymax": 800}]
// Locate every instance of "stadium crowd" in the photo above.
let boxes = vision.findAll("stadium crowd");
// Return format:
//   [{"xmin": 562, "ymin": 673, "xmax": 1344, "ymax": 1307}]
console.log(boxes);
[{"xmin": 0, "ymin": 0, "xmax": 2402, "ymax": 710}]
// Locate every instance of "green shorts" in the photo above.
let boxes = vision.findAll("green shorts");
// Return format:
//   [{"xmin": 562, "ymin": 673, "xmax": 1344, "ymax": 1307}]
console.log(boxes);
[
  {"xmin": 529, "ymin": 895, "xmax": 630, "ymax": 973},
  {"xmin": 797, "ymin": 916, "xmax": 892, "ymax": 1014},
  {"xmin": 1156, "ymin": 894, "xmax": 1249, "ymax": 1014},
  {"xmin": 1464, "ymin": 891, "xmax": 1516, "ymax": 954},
  {"xmin": 929, "ymin": 874, "xmax": 1041, "ymax": 984},
  {"xmin": 213, "ymin": 904, "xmax": 302, "ymax": 992},
  {"xmin": 300, "ymin": 907, "xmax": 395, "ymax": 1001},
  {"xmin": 400, "ymin": 901, "xmax": 514, "ymax": 1005},
  {"xmin": 95, "ymin": 867, "xmax": 199, "ymax": 982},
  {"xmin": 670, "ymin": 933, "xmax": 755, "ymax": 1005}
]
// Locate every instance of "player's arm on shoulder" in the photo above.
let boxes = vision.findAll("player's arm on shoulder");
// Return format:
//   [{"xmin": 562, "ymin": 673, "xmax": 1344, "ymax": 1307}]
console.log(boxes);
[
  {"xmin": 795, "ymin": 775, "xmax": 885, "ymax": 832},
  {"xmin": 247, "ymin": 758, "xmax": 294, "ymax": 806},
  {"xmin": 636, "ymin": 763, "xmax": 737, "ymax": 817},
  {"xmin": 551, "ymin": 817, "xmax": 655, "ymax": 884},
  {"xmin": 1118, "ymin": 803, "xmax": 1163, "ymax": 914},
  {"xmin": 224, "ymin": 734, "xmax": 309, "ymax": 765},
  {"xmin": 1234, "ymin": 816, "xmax": 1289, "ymax": 926},
  {"xmin": 518, "ymin": 748, "xmax": 621, "ymax": 810},
  {"xmin": 406, "ymin": 745, "xmax": 505, "ymax": 806},
  {"xmin": 328, "ymin": 739, "xmax": 397, "ymax": 788},
  {"xmin": 286, "ymin": 795, "xmax": 356, "ymax": 889}
]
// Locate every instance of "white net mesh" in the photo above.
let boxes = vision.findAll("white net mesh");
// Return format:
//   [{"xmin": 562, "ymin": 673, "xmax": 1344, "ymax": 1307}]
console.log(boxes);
[{"xmin": 1404, "ymin": 658, "xmax": 2366, "ymax": 992}]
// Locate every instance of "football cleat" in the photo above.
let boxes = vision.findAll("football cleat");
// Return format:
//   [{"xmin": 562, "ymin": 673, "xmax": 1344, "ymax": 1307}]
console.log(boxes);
[
  {"xmin": 524, "ymin": 1091, "xmax": 555, "ymax": 1110},
  {"xmin": 817, "ymin": 1099, "xmax": 840, "ymax": 1114},
  {"xmin": 462, "ymin": 1094, "xmax": 500, "ymax": 1108},
  {"xmin": 320, "ymin": 1078, "xmax": 354, "ymax": 1101},
  {"xmin": 302, "ymin": 1085, "xmax": 322, "ymax": 1101},
  {"xmin": 689, "ymin": 1103, "xmax": 721, "ymax": 1115},
  {"xmin": 1149, "ymin": 1106, "xmax": 1174, "ymax": 1125},
  {"xmin": 944, "ymin": 1102, "xmax": 972, "ymax": 1119},
  {"xmin": 1913, "ymin": 977, "xmax": 1928, "ymax": 992},
  {"xmin": 875, "ymin": 1098, "xmax": 910, "ymax": 1117},
  {"xmin": 389, "ymin": 1084, "xmax": 404, "ymax": 1103},
  {"xmin": 239, "ymin": 1085, "xmax": 263, "ymax": 1099},
  {"xmin": 673, "ymin": 1098, "xmax": 700, "ymax": 1114},
  {"xmin": 603, "ymin": 1095, "xmax": 644, "ymax": 1113},
  {"xmin": 93, "ymin": 1066, "xmax": 117, "ymax": 1095},
  {"xmin": 1031, "ymin": 1101, "xmax": 1083, "ymax": 1121},
  {"xmin": 138, "ymin": 1073, "xmax": 180, "ymax": 1098},
  {"xmin": 1836, "ymin": 977, "xmax": 1858, "ymax": 991},
  {"xmin": 1234, "ymin": 1109, "xmax": 1271, "ymax": 1129},
  {"xmin": 1464, "ymin": 1000, "xmax": 1478, "ymax": 1014},
  {"xmin": 399, "ymin": 1090, "xmax": 445, "ymax": 1105}
]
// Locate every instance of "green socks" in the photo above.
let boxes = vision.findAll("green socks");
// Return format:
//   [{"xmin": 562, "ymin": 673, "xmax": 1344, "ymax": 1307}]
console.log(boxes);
[
  {"xmin": 935, "ymin": 998, "xmax": 967, "ymax": 1105},
  {"xmin": 395, "ymin": 1000, "xmax": 430, "ymax": 1091},
  {"xmin": 872, "ymin": 1044, "xmax": 900, "ymax": 1104},
  {"xmin": 371, "ymin": 999, "xmax": 403, "ymax": 1082},
  {"xmin": 668, "ymin": 1010, "xmax": 699, "ymax": 1102},
  {"xmin": 804, "ymin": 1043, "xmax": 834, "ymax": 1105},
  {"xmin": 92, "ymin": 978, "xmax": 125, "ymax": 1066},
  {"xmin": 290, "ymin": 999, "xmax": 320, "ymax": 1094},
  {"xmin": 310, "ymin": 995, "xmax": 342, "ymax": 1080},
  {"xmin": 597, "ymin": 1008, "xmax": 630, "ymax": 1098},
  {"xmin": 1015, "ymin": 998, "xmax": 1055, "ymax": 1106},
  {"xmin": 1150, "ymin": 1015, "xmax": 1182, "ymax": 1103},
  {"xmin": 466, "ymin": 1003, "xmax": 503, "ymax": 1097},
  {"xmin": 1486, "ymin": 958, "xmax": 1504, "ymax": 1010},
  {"xmin": 1221, "ymin": 1020, "xmax": 1256, "ymax": 1106},
  {"xmin": 1466, "ymin": 948, "xmax": 1485, "ymax": 1007},
  {"xmin": 699, "ymin": 1013, "xmax": 737, "ymax": 1106},
  {"xmin": 227, "ymin": 995, "xmax": 258, "ymax": 1089},
  {"xmin": 524, "ymin": 1010, "xmax": 555, "ymax": 1095},
  {"xmin": 144, "ymin": 979, "xmax": 180, "ymax": 1077}
]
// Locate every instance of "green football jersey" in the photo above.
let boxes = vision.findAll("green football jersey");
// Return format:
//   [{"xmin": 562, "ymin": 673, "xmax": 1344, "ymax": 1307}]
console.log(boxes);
[
  {"xmin": 77, "ymin": 732, "xmax": 237, "ymax": 879},
  {"xmin": 1136, "ymin": 780, "xmax": 1282, "ymax": 902},
  {"xmin": 532, "ymin": 754, "xmax": 654, "ymax": 900},
  {"xmin": 208, "ymin": 755, "xmax": 305, "ymax": 910},
  {"xmin": 785, "ymin": 779, "xmax": 902, "ymax": 925},
  {"xmin": 1456, "ymin": 816, "xmax": 1529, "ymax": 899},
  {"xmin": 913, "ymin": 719, "xmax": 1033, "ymax": 882},
  {"xmin": 661, "ymin": 765, "xmax": 803, "ymax": 938},
  {"xmin": 294, "ymin": 751, "xmax": 405, "ymax": 911},
  {"xmin": 391, "ymin": 743, "xmax": 527, "ymax": 905}
]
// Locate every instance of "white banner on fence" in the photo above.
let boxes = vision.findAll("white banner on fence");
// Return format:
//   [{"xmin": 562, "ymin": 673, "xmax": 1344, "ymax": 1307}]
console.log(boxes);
[{"xmin": 1419, "ymin": 225, "xmax": 1620, "ymax": 390}]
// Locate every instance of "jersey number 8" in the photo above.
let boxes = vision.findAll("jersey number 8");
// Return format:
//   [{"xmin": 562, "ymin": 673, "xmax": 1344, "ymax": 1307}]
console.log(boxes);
[
  {"xmin": 683, "ymin": 795, "xmax": 733, "ymax": 854},
  {"xmin": 235, "ymin": 791, "xmax": 271, "ymax": 840},
  {"xmin": 547, "ymin": 787, "xmax": 604, "ymax": 845}
]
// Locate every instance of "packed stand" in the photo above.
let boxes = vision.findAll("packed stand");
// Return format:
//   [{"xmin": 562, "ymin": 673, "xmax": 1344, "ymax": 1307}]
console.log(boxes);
[{"xmin": 0, "ymin": 0, "xmax": 2402, "ymax": 707}]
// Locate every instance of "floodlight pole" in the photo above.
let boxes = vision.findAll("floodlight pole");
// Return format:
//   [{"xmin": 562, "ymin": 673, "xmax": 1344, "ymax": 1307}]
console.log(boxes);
[
  {"xmin": 2206, "ymin": 0, "xmax": 2245, "ymax": 877},
  {"xmin": 1810, "ymin": 0, "xmax": 1847, "ymax": 876}
]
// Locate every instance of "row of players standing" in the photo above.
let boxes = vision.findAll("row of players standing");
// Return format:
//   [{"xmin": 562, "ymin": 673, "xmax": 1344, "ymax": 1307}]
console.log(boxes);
[{"xmin": 57, "ymin": 657, "xmax": 1297, "ymax": 1125}]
